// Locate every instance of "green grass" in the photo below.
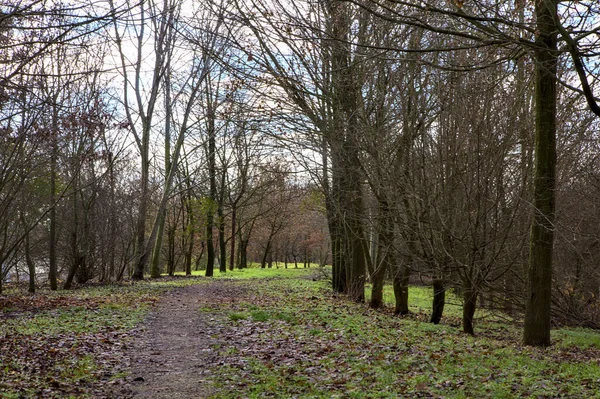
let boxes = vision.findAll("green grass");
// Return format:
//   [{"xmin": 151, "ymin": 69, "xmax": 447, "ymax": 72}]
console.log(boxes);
[
  {"xmin": 174, "ymin": 262, "xmax": 324, "ymax": 279},
  {"xmin": 553, "ymin": 327, "xmax": 600, "ymax": 349},
  {"xmin": 3, "ymin": 266, "xmax": 600, "ymax": 398},
  {"xmin": 200, "ymin": 268, "xmax": 600, "ymax": 399},
  {"xmin": 229, "ymin": 312, "xmax": 248, "ymax": 321}
]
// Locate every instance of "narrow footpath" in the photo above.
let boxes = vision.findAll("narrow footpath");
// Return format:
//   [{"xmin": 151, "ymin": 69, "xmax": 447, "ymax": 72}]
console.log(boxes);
[{"xmin": 104, "ymin": 281, "xmax": 246, "ymax": 399}]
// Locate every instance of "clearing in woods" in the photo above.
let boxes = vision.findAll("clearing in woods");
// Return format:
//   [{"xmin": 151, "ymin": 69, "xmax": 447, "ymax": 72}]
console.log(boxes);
[{"xmin": 2, "ymin": 267, "xmax": 600, "ymax": 398}]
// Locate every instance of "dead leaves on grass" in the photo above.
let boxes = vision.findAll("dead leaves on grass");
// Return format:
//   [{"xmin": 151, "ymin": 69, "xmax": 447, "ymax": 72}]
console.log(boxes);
[
  {"xmin": 0, "ymin": 289, "xmax": 159, "ymax": 398},
  {"xmin": 0, "ymin": 330, "xmax": 132, "ymax": 398}
]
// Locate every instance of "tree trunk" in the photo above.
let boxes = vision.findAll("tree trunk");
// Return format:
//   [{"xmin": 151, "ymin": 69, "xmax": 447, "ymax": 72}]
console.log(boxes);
[
  {"xmin": 218, "ymin": 210, "xmax": 227, "ymax": 273},
  {"xmin": 462, "ymin": 283, "xmax": 478, "ymax": 335},
  {"xmin": 20, "ymin": 213, "xmax": 35, "ymax": 293},
  {"xmin": 238, "ymin": 239, "xmax": 248, "ymax": 269},
  {"xmin": 430, "ymin": 279, "xmax": 446, "ymax": 324},
  {"xmin": 25, "ymin": 235, "xmax": 35, "ymax": 293},
  {"xmin": 64, "ymin": 255, "xmax": 85, "ymax": 290},
  {"xmin": 369, "ymin": 231, "xmax": 388, "ymax": 309},
  {"xmin": 345, "ymin": 162, "xmax": 367, "ymax": 303},
  {"xmin": 370, "ymin": 199, "xmax": 392, "ymax": 309},
  {"xmin": 329, "ymin": 209, "xmax": 345, "ymax": 293},
  {"xmin": 205, "ymin": 213, "xmax": 215, "ymax": 276},
  {"xmin": 184, "ymin": 197, "xmax": 194, "ymax": 276},
  {"xmin": 229, "ymin": 208, "xmax": 237, "ymax": 271},
  {"xmin": 370, "ymin": 264, "xmax": 386, "ymax": 309},
  {"xmin": 64, "ymin": 168, "xmax": 82, "ymax": 290},
  {"xmin": 185, "ymin": 233, "xmax": 193, "ymax": 276},
  {"xmin": 132, "ymin": 152, "xmax": 150, "ymax": 280},
  {"xmin": 394, "ymin": 265, "xmax": 410, "ymax": 315},
  {"xmin": 523, "ymin": 0, "xmax": 557, "ymax": 347},
  {"xmin": 167, "ymin": 226, "xmax": 175, "ymax": 276},
  {"xmin": 195, "ymin": 242, "xmax": 205, "ymax": 271},
  {"xmin": 49, "ymin": 109, "xmax": 58, "ymax": 290},
  {"xmin": 107, "ymin": 151, "xmax": 117, "ymax": 282},
  {"xmin": 261, "ymin": 240, "xmax": 271, "ymax": 269},
  {"xmin": 150, "ymin": 211, "xmax": 166, "ymax": 278}
]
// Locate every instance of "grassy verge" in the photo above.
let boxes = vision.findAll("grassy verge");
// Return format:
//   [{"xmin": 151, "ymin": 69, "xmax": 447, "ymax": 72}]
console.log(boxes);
[{"xmin": 203, "ymin": 268, "xmax": 600, "ymax": 398}]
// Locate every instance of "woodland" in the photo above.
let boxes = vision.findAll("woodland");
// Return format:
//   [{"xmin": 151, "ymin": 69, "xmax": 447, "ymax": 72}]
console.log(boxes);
[{"xmin": 2, "ymin": 0, "xmax": 600, "ymax": 396}]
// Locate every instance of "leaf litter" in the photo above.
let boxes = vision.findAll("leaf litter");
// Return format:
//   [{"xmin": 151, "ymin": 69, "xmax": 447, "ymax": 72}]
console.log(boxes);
[{"xmin": 2, "ymin": 273, "xmax": 600, "ymax": 398}]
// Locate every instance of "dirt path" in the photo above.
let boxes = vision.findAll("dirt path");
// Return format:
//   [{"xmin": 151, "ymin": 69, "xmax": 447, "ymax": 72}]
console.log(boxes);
[{"xmin": 104, "ymin": 280, "xmax": 245, "ymax": 399}]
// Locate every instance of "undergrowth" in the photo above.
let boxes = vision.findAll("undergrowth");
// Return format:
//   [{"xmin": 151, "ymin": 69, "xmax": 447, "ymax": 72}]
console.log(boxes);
[{"xmin": 1, "ymin": 267, "xmax": 599, "ymax": 398}]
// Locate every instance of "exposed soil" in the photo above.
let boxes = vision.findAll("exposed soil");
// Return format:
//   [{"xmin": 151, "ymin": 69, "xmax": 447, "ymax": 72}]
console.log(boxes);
[{"xmin": 101, "ymin": 280, "xmax": 248, "ymax": 399}]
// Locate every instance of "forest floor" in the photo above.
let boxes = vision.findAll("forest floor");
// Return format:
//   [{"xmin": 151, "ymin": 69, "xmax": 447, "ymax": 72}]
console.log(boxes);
[{"xmin": 2, "ymin": 267, "xmax": 600, "ymax": 398}]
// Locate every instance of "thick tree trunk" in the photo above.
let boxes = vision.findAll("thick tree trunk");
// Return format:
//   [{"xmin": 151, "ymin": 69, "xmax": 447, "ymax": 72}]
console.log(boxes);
[
  {"xmin": 523, "ymin": 0, "xmax": 557, "ymax": 347},
  {"xmin": 369, "ymin": 229, "xmax": 388, "ymax": 309},
  {"xmin": 370, "ymin": 264, "xmax": 386, "ymax": 309},
  {"xmin": 430, "ymin": 279, "xmax": 446, "ymax": 324},
  {"xmin": 326, "ymin": 159, "xmax": 347, "ymax": 294},
  {"xmin": 205, "ymin": 94, "xmax": 218, "ymax": 277},
  {"xmin": 370, "ymin": 199, "xmax": 393, "ymax": 309},
  {"xmin": 344, "ymin": 155, "xmax": 367, "ymax": 303},
  {"xmin": 329, "ymin": 207, "xmax": 345, "ymax": 293},
  {"xmin": 195, "ymin": 242, "xmax": 205, "ymax": 271},
  {"xmin": 394, "ymin": 265, "xmax": 410, "ymax": 315},
  {"xmin": 238, "ymin": 238, "xmax": 248, "ymax": 269}
]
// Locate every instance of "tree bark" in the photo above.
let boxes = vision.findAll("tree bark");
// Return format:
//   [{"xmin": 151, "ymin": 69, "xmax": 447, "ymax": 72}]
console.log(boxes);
[
  {"xmin": 49, "ymin": 105, "xmax": 58, "ymax": 290},
  {"xmin": 132, "ymin": 151, "xmax": 150, "ymax": 280},
  {"xmin": 218, "ymin": 204, "xmax": 227, "ymax": 273},
  {"xmin": 205, "ymin": 199, "xmax": 216, "ymax": 276},
  {"xmin": 238, "ymin": 238, "xmax": 248, "ymax": 269},
  {"xmin": 523, "ymin": 0, "xmax": 558, "ymax": 347},
  {"xmin": 370, "ymin": 199, "xmax": 392, "ymax": 309},
  {"xmin": 463, "ymin": 283, "xmax": 478, "ymax": 335},
  {"xmin": 430, "ymin": 279, "xmax": 446, "ymax": 324},
  {"xmin": 20, "ymin": 212, "xmax": 35, "ymax": 293},
  {"xmin": 261, "ymin": 240, "xmax": 271, "ymax": 269},
  {"xmin": 394, "ymin": 265, "xmax": 410, "ymax": 315},
  {"xmin": 229, "ymin": 207, "xmax": 237, "ymax": 271}
]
